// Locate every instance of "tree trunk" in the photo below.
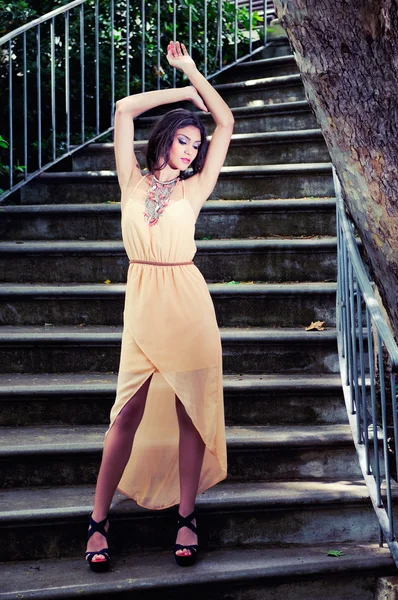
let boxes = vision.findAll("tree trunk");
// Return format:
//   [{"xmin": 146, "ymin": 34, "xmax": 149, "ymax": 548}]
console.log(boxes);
[{"xmin": 273, "ymin": 0, "xmax": 398, "ymax": 338}]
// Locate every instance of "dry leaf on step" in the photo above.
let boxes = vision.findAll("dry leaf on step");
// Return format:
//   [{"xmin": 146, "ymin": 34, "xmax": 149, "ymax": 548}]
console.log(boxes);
[{"xmin": 305, "ymin": 321, "xmax": 326, "ymax": 331}]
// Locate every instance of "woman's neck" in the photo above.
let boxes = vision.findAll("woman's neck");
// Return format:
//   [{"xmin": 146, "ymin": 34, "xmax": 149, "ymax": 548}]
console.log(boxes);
[{"xmin": 153, "ymin": 167, "xmax": 180, "ymax": 182}]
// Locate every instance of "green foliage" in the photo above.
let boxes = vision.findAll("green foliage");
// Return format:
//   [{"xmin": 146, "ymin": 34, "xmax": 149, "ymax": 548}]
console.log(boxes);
[
  {"xmin": 0, "ymin": 0, "xmax": 266, "ymax": 194},
  {"xmin": 327, "ymin": 550, "xmax": 344, "ymax": 557}
]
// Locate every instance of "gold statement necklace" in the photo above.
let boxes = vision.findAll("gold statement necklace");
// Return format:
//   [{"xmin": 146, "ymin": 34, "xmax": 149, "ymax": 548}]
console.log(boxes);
[{"xmin": 144, "ymin": 174, "xmax": 180, "ymax": 227}]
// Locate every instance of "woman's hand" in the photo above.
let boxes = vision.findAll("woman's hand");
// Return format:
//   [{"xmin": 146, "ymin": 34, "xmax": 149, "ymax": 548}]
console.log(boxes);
[{"xmin": 167, "ymin": 41, "xmax": 196, "ymax": 73}]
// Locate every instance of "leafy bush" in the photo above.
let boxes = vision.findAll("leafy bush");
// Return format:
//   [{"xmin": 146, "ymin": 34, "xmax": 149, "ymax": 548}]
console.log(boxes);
[{"xmin": 0, "ymin": 0, "xmax": 265, "ymax": 196}]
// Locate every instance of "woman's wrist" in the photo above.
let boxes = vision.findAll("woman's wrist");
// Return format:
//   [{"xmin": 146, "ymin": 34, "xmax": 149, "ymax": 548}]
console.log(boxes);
[{"xmin": 182, "ymin": 64, "xmax": 198, "ymax": 80}]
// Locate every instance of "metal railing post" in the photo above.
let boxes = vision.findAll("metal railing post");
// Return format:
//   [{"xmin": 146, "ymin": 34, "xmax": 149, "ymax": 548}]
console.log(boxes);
[{"xmin": 335, "ymin": 165, "xmax": 398, "ymax": 565}]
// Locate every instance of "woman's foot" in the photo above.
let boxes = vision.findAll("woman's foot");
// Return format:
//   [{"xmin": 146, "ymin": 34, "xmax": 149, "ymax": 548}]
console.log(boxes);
[
  {"xmin": 175, "ymin": 515, "xmax": 197, "ymax": 556},
  {"xmin": 85, "ymin": 514, "xmax": 110, "ymax": 572},
  {"xmin": 174, "ymin": 510, "xmax": 199, "ymax": 566}
]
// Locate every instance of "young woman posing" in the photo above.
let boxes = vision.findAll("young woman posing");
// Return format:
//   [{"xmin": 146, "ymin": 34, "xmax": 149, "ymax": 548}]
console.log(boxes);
[{"xmin": 85, "ymin": 40, "xmax": 234, "ymax": 572}]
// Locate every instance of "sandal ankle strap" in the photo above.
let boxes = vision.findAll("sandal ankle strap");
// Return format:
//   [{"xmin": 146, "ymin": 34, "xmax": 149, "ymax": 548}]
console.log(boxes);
[
  {"xmin": 87, "ymin": 513, "xmax": 109, "ymax": 541},
  {"xmin": 176, "ymin": 511, "xmax": 197, "ymax": 535}
]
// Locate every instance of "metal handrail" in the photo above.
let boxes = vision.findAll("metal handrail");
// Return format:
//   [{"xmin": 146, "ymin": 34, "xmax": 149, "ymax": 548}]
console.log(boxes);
[
  {"xmin": 0, "ymin": 0, "xmax": 275, "ymax": 203},
  {"xmin": 335, "ymin": 166, "xmax": 398, "ymax": 566}
]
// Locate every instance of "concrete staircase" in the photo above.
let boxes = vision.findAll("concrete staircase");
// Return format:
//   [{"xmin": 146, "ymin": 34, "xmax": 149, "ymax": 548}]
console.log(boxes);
[{"xmin": 0, "ymin": 36, "xmax": 394, "ymax": 599}]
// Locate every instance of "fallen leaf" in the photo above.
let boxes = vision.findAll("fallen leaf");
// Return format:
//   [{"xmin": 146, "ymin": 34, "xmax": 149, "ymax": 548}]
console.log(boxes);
[
  {"xmin": 305, "ymin": 321, "xmax": 326, "ymax": 331},
  {"xmin": 103, "ymin": 279, "xmax": 112, "ymax": 285},
  {"xmin": 327, "ymin": 550, "xmax": 344, "ymax": 557}
]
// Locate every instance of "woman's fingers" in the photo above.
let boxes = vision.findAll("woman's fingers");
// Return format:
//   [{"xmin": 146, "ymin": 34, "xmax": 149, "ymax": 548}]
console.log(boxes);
[{"xmin": 167, "ymin": 40, "xmax": 190, "ymax": 61}]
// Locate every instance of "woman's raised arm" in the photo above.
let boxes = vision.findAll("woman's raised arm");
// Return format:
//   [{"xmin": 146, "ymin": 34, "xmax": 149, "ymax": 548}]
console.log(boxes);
[
  {"xmin": 166, "ymin": 41, "xmax": 234, "ymax": 208},
  {"xmin": 114, "ymin": 87, "xmax": 208, "ymax": 197}
]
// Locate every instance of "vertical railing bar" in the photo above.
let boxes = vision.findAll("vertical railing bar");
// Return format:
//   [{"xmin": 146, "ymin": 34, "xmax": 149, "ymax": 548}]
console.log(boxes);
[
  {"xmin": 8, "ymin": 40, "xmax": 13, "ymax": 189},
  {"xmin": 357, "ymin": 286, "xmax": 370, "ymax": 471},
  {"xmin": 340, "ymin": 228, "xmax": 349, "ymax": 362},
  {"xmin": 141, "ymin": 0, "xmax": 145, "ymax": 92},
  {"xmin": 349, "ymin": 264, "xmax": 361, "ymax": 442},
  {"xmin": 173, "ymin": 0, "xmax": 176, "ymax": 88},
  {"xmin": 367, "ymin": 309, "xmax": 382, "ymax": 500},
  {"xmin": 204, "ymin": 0, "xmax": 208, "ymax": 78},
  {"xmin": 126, "ymin": 0, "xmax": 130, "ymax": 96},
  {"xmin": 263, "ymin": 0, "xmax": 267, "ymax": 45},
  {"xmin": 379, "ymin": 525, "xmax": 384, "ymax": 547},
  {"xmin": 391, "ymin": 371, "xmax": 398, "ymax": 482},
  {"xmin": 110, "ymin": 0, "xmax": 115, "ymax": 125},
  {"xmin": 189, "ymin": 4, "xmax": 193, "ymax": 57},
  {"xmin": 23, "ymin": 31, "xmax": 28, "ymax": 178},
  {"xmin": 95, "ymin": 0, "xmax": 99, "ymax": 136},
  {"xmin": 65, "ymin": 12, "xmax": 70, "ymax": 151},
  {"xmin": 80, "ymin": 3, "xmax": 85, "ymax": 143},
  {"xmin": 157, "ymin": 0, "xmax": 160, "ymax": 90},
  {"xmin": 249, "ymin": 0, "xmax": 252, "ymax": 54},
  {"xmin": 378, "ymin": 333, "xmax": 394, "ymax": 541},
  {"xmin": 50, "ymin": 17, "xmax": 56, "ymax": 161},
  {"xmin": 343, "ymin": 246, "xmax": 353, "ymax": 394},
  {"xmin": 218, "ymin": 0, "xmax": 222, "ymax": 71},
  {"xmin": 234, "ymin": 0, "xmax": 238, "ymax": 62},
  {"xmin": 337, "ymin": 210, "xmax": 344, "ymax": 341},
  {"xmin": 36, "ymin": 25, "xmax": 42, "ymax": 169}
]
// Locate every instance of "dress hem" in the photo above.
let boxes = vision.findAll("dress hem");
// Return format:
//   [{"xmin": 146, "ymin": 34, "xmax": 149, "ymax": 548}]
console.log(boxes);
[{"xmin": 115, "ymin": 471, "xmax": 228, "ymax": 511}]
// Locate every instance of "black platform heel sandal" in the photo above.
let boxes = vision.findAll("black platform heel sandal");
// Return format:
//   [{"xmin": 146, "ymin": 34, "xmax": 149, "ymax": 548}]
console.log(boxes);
[
  {"xmin": 85, "ymin": 514, "xmax": 110, "ymax": 573},
  {"xmin": 174, "ymin": 510, "xmax": 199, "ymax": 567}
]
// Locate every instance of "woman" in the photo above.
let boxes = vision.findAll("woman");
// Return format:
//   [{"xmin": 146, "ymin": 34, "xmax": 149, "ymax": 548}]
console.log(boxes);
[{"xmin": 85, "ymin": 40, "xmax": 234, "ymax": 572}]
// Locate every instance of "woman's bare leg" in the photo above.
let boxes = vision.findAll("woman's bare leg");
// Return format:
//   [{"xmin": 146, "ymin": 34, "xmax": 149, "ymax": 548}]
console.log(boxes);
[
  {"xmin": 175, "ymin": 396, "xmax": 205, "ymax": 556},
  {"xmin": 87, "ymin": 376, "xmax": 152, "ymax": 560}
]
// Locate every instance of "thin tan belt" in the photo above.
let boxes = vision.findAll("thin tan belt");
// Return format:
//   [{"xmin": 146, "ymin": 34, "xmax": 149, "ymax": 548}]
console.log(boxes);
[{"xmin": 129, "ymin": 259, "xmax": 194, "ymax": 267}]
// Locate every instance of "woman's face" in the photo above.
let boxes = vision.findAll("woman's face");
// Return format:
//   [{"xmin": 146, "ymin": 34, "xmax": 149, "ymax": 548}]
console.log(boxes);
[{"xmin": 168, "ymin": 126, "xmax": 201, "ymax": 171}]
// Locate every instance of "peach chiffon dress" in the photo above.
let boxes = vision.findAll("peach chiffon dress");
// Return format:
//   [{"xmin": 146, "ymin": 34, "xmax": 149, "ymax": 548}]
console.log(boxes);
[{"xmin": 107, "ymin": 175, "xmax": 227, "ymax": 510}]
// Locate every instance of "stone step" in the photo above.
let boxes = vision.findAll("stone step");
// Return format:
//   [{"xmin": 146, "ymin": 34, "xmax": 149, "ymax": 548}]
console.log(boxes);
[
  {"xmin": 71, "ymin": 130, "xmax": 329, "ymax": 171},
  {"xmin": 0, "ymin": 198, "xmax": 337, "ymax": 240},
  {"xmin": 133, "ymin": 101, "xmax": 318, "ymax": 139},
  {"xmin": 215, "ymin": 55, "xmax": 300, "ymax": 83},
  {"xmin": 0, "ymin": 372, "xmax": 346, "ymax": 427},
  {"xmin": 19, "ymin": 163, "xmax": 333, "ymax": 204},
  {"xmin": 262, "ymin": 35, "xmax": 292, "ymax": 59},
  {"xmin": 214, "ymin": 73, "xmax": 305, "ymax": 107},
  {"xmin": 0, "ymin": 479, "xmax": 373, "ymax": 561},
  {"xmin": 0, "ymin": 237, "xmax": 337, "ymax": 283},
  {"xmin": 0, "ymin": 424, "xmax": 358, "ymax": 488},
  {"xmin": 1, "ymin": 544, "xmax": 393, "ymax": 600},
  {"xmin": 0, "ymin": 282, "xmax": 337, "ymax": 327},
  {"xmin": 0, "ymin": 326, "xmax": 339, "ymax": 374}
]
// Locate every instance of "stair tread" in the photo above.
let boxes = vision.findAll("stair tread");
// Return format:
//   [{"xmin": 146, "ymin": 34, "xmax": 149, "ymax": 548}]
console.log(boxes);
[
  {"xmin": 82, "ymin": 129, "xmax": 325, "ymax": 151},
  {"xmin": 0, "ymin": 479, "xmax": 370, "ymax": 521},
  {"xmin": 214, "ymin": 72, "xmax": 302, "ymax": 91},
  {"xmin": 0, "ymin": 424, "xmax": 353, "ymax": 455},
  {"xmin": 0, "ymin": 544, "xmax": 393, "ymax": 597},
  {"xmin": 0, "ymin": 325, "xmax": 338, "ymax": 341},
  {"xmin": 135, "ymin": 100, "xmax": 312, "ymax": 124},
  {"xmin": 0, "ymin": 281, "xmax": 337, "ymax": 297},
  {"xmin": 0, "ymin": 372, "xmax": 343, "ymax": 396},
  {"xmin": 0, "ymin": 198, "xmax": 337, "ymax": 214},
  {"xmin": 239, "ymin": 54, "xmax": 296, "ymax": 68},
  {"xmin": 31, "ymin": 162, "xmax": 332, "ymax": 179},
  {"xmin": 0, "ymin": 237, "xmax": 338, "ymax": 252}
]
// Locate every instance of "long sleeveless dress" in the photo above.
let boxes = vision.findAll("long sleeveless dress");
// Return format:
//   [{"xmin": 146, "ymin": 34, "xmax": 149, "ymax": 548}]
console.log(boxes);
[{"xmin": 107, "ymin": 175, "xmax": 227, "ymax": 510}]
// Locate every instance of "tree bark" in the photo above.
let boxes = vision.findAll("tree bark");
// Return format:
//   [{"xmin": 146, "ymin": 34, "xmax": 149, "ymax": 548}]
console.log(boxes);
[{"xmin": 273, "ymin": 0, "xmax": 398, "ymax": 338}]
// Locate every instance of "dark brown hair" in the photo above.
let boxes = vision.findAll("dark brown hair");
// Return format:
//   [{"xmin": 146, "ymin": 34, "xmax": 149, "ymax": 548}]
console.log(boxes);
[{"xmin": 146, "ymin": 108, "xmax": 208, "ymax": 178}]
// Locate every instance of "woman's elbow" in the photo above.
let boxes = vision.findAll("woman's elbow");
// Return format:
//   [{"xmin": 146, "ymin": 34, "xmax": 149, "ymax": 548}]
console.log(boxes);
[
  {"xmin": 115, "ymin": 98, "xmax": 133, "ymax": 115},
  {"xmin": 218, "ymin": 116, "xmax": 235, "ymax": 129}
]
